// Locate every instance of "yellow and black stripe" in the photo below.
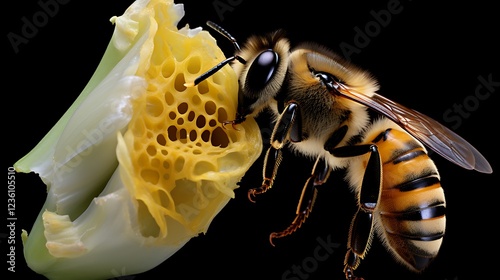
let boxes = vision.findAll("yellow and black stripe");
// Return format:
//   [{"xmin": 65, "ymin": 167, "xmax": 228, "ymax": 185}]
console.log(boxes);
[{"xmin": 368, "ymin": 125, "xmax": 446, "ymax": 272}]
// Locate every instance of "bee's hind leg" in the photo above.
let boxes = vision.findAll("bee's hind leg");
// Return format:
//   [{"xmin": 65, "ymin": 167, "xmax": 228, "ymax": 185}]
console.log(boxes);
[{"xmin": 328, "ymin": 144, "xmax": 382, "ymax": 280}]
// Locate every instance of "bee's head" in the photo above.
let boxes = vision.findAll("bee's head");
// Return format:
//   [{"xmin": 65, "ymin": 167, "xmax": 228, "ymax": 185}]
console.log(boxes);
[
  {"xmin": 190, "ymin": 22, "xmax": 290, "ymax": 121},
  {"xmin": 233, "ymin": 31, "xmax": 290, "ymax": 117}
]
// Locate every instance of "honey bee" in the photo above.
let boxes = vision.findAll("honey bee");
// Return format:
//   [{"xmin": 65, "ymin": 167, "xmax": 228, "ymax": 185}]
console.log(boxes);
[{"xmin": 188, "ymin": 21, "xmax": 492, "ymax": 280}]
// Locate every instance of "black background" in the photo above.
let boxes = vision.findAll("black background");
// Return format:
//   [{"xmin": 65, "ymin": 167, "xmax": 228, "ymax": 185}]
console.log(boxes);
[{"xmin": 4, "ymin": 0, "xmax": 499, "ymax": 279}]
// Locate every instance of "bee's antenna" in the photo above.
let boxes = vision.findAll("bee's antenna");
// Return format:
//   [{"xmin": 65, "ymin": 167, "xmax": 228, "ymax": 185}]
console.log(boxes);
[
  {"xmin": 206, "ymin": 21, "xmax": 242, "ymax": 52},
  {"xmin": 185, "ymin": 21, "xmax": 246, "ymax": 87}
]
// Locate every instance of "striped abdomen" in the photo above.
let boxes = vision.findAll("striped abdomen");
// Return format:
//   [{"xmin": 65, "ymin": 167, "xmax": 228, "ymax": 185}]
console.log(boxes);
[{"xmin": 371, "ymin": 126, "xmax": 446, "ymax": 272}]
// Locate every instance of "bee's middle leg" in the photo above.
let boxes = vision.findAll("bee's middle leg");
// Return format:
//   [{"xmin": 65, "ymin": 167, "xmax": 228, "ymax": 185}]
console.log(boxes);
[{"xmin": 268, "ymin": 156, "xmax": 331, "ymax": 245}]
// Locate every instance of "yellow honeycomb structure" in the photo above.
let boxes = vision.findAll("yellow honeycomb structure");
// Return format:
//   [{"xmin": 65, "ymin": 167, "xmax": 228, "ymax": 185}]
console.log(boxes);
[{"xmin": 117, "ymin": 2, "xmax": 262, "ymax": 242}]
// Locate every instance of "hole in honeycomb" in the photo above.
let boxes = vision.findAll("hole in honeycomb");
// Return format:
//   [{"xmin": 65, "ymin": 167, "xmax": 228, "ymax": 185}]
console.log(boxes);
[
  {"xmin": 137, "ymin": 200, "xmax": 160, "ymax": 238},
  {"xmin": 169, "ymin": 111, "xmax": 176, "ymax": 120},
  {"xmin": 177, "ymin": 118, "xmax": 184, "ymax": 125},
  {"xmin": 171, "ymin": 179, "xmax": 196, "ymax": 207},
  {"xmin": 188, "ymin": 111, "xmax": 196, "ymax": 121},
  {"xmin": 196, "ymin": 115, "xmax": 206, "ymax": 128},
  {"xmin": 163, "ymin": 160, "xmax": 170, "ymax": 169},
  {"xmin": 193, "ymin": 149, "xmax": 202, "ymax": 155},
  {"xmin": 177, "ymin": 102, "xmax": 188, "ymax": 114},
  {"xmin": 192, "ymin": 95, "xmax": 202, "ymax": 105},
  {"xmin": 141, "ymin": 169, "xmax": 160, "ymax": 185},
  {"xmin": 157, "ymin": 134, "xmax": 166, "ymax": 146},
  {"xmin": 146, "ymin": 145, "xmax": 157, "ymax": 156},
  {"xmin": 202, "ymin": 181, "xmax": 219, "ymax": 198},
  {"xmin": 168, "ymin": 125, "xmax": 178, "ymax": 141},
  {"xmin": 194, "ymin": 161, "xmax": 216, "ymax": 176},
  {"xmin": 218, "ymin": 108, "xmax": 228, "ymax": 123},
  {"xmin": 146, "ymin": 96, "xmax": 164, "ymax": 117},
  {"xmin": 205, "ymin": 101, "xmax": 216, "ymax": 115},
  {"xmin": 162, "ymin": 58, "xmax": 175, "ymax": 79},
  {"xmin": 189, "ymin": 130, "xmax": 197, "ymax": 141},
  {"xmin": 174, "ymin": 157, "xmax": 185, "ymax": 172},
  {"xmin": 201, "ymin": 130, "xmax": 210, "ymax": 142},
  {"xmin": 209, "ymin": 119, "xmax": 217, "ymax": 127},
  {"xmin": 158, "ymin": 189, "xmax": 171, "ymax": 209},
  {"xmin": 211, "ymin": 127, "xmax": 229, "ymax": 148},
  {"xmin": 174, "ymin": 73, "xmax": 187, "ymax": 92},
  {"xmin": 187, "ymin": 56, "xmax": 201, "ymax": 74},
  {"xmin": 165, "ymin": 91, "xmax": 175, "ymax": 106},
  {"xmin": 197, "ymin": 80, "xmax": 209, "ymax": 94}
]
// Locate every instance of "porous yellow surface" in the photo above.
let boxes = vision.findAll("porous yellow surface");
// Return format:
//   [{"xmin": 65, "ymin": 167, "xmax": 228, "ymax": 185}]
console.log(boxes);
[{"xmin": 117, "ymin": 1, "xmax": 262, "ymax": 241}]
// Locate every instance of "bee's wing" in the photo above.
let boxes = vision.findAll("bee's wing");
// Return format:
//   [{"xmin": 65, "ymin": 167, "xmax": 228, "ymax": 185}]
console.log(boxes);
[{"xmin": 337, "ymin": 86, "xmax": 492, "ymax": 173}]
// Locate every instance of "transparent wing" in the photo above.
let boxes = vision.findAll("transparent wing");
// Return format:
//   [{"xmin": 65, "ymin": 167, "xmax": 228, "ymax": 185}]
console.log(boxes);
[{"xmin": 335, "ymin": 84, "xmax": 492, "ymax": 173}]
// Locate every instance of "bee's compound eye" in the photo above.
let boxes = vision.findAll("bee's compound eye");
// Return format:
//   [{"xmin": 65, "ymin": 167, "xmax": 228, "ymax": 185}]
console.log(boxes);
[{"xmin": 246, "ymin": 49, "xmax": 278, "ymax": 91}]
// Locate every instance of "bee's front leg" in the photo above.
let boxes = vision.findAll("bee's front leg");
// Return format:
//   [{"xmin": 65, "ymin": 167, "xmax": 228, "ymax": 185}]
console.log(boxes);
[
  {"xmin": 248, "ymin": 102, "xmax": 302, "ymax": 202},
  {"xmin": 248, "ymin": 146, "xmax": 282, "ymax": 202}
]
